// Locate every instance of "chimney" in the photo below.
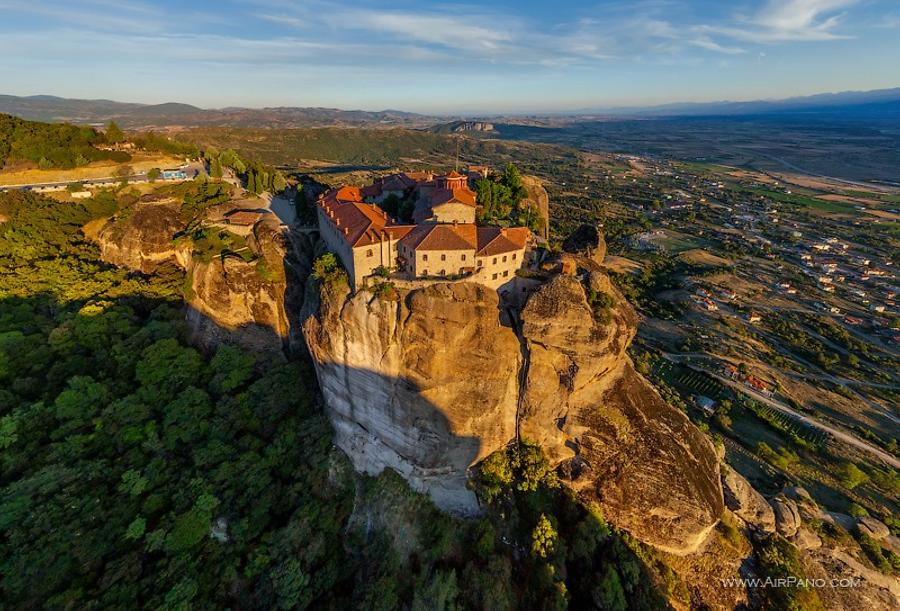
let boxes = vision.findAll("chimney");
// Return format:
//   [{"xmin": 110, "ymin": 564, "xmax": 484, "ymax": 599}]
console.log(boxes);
[
  {"xmin": 344, "ymin": 228, "xmax": 349, "ymax": 235},
  {"xmin": 335, "ymin": 218, "xmax": 341, "ymax": 226}
]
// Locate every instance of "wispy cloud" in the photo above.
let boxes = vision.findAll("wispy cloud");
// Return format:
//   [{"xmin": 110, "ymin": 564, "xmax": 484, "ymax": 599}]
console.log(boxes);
[{"xmin": 702, "ymin": 0, "xmax": 859, "ymax": 43}]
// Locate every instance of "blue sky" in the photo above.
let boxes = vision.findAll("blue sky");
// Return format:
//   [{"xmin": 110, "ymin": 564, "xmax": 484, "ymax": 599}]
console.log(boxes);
[{"xmin": 1, "ymin": 0, "xmax": 898, "ymax": 114}]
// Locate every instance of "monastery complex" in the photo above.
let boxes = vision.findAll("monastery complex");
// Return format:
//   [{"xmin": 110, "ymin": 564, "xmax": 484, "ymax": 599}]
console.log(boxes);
[{"xmin": 317, "ymin": 168, "xmax": 534, "ymax": 291}]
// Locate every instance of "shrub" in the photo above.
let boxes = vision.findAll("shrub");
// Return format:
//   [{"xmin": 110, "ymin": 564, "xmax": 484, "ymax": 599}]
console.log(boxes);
[{"xmin": 311, "ymin": 253, "xmax": 343, "ymax": 283}]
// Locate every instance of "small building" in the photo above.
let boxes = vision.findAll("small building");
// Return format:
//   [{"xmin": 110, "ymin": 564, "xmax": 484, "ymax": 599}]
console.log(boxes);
[
  {"xmin": 162, "ymin": 168, "xmax": 188, "ymax": 180},
  {"xmin": 747, "ymin": 312, "xmax": 762, "ymax": 324}
]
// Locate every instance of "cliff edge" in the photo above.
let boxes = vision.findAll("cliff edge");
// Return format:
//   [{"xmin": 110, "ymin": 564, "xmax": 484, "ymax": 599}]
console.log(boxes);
[{"xmin": 301, "ymin": 269, "xmax": 724, "ymax": 554}]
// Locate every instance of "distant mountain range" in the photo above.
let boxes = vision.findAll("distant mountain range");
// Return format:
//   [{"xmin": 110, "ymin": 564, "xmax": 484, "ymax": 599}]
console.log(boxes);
[
  {"xmin": 0, "ymin": 95, "xmax": 435, "ymax": 129},
  {"xmin": 2, "ymin": 87, "xmax": 899, "ymax": 130},
  {"xmin": 567, "ymin": 87, "xmax": 900, "ymax": 120}
]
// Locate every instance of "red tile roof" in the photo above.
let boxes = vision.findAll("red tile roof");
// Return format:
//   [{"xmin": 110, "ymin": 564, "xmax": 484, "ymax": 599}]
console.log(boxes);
[
  {"xmin": 430, "ymin": 187, "xmax": 477, "ymax": 208},
  {"xmin": 320, "ymin": 188, "xmax": 394, "ymax": 247},
  {"xmin": 400, "ymin": 223, "xmax": 477, "ymax": 251},
  {"xmin": 476, "ymin": 226, "xmax": 530, "ymax": 256}
]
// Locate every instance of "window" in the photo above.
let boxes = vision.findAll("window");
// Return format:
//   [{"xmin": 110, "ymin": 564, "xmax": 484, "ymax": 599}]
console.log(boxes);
[
  {"xmin": 440, "ymin": 269, "xmax": 446, "ymax": 276},
  {"xmin": 366, "ymin": 249, "xmax": 373, "ymax": 257},
  {"xmin": 461, "ymin": 254, "xmax": 466, "ymax": 261},
  {"xmin": 477, "ymin": 259, "xmax": 483, "ymax": 267},
  {"xmin": 503, "ymin": 270, "xmax": 509, "ymax": 277},
  {"xmin": 492, "ymin": 257, "xmax": 497, "ymax": 265},
  {"xmin": 502, "ymin": 255, "xmax": 507, "ymax": 262},
  {"xmin": 492, "ymin": 273, "xmax": 498, "ymax": 280},
  {"xmin": 441, "ymin": 254, "xmax": 446, "ymax": 261},
  {"xmin": 422, "ymin": 253, "xmax": 428, "ymax": 261},
  {"xmin": 422, "ymin": 269, "xmax": 428, "ymax": 276},
  {"xmin": 512, "ymin": 253, "xmax": 517, "ymax": 260}
]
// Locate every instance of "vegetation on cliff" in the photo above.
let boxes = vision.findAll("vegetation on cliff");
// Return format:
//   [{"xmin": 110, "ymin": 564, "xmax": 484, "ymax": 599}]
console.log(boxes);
[{"xmin": 1, "ymin": 190, "xmax": 670, "ymax": 609}]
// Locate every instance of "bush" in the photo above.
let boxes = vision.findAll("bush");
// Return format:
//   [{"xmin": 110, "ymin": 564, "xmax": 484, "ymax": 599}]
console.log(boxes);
[{"xmin": 311, "ymin": 253, "xmax": 343, "ymax": 283}]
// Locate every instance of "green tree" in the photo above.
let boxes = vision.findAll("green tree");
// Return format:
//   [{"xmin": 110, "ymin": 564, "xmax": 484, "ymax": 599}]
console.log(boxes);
[
  {"xmin": 531, "ymin": 514, "xmax": 558, "ymax": 559},
  {"xmin": 105, "ymin": 121, "xmax": 125, "ymax": 144},
  {"xmin": 147, "ymin": 167, "xmax": 161, "ymax": 182},
  {"xmin": 210, "ymin": 157, "xmax": 223, "ymax": 179},
  {"xmin": 838, "ymin": 462, "xmax": 869, "ymax": 490}
]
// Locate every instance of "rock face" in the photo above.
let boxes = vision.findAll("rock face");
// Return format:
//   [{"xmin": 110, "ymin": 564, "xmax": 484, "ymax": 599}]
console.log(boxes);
[
  {"xmin": 562, "ymin": 223, "xmax": 607, "ymax": 265},
  {"xmin": 186, "ymin": 218, "xmax": 296, "ymax": 352},
  {"xmin": 857, "ymin": 517, "xmax": 890, "ymax": 540},
  {"xmin": 302, "ymin": 281, "xmax": 521, "ymax": 515},
  {"xmin": 721, "ymin": 465, "xmax": 776, "ymax": 533},
  {"xmin": 520, "ymin": 175, "xmax": 550, "ymax": 239},
  {"xmin": 302, "ymin": 270, "xmax": 724, "ymax": 554},
  {"xmin": 97, "ymin": 201, "xmax": 187, "ymax": 273},
  {"xmin": 771, "ymin": 496, "xmax": 802, "ymax": 537},
  {"xmin": 97, "ymin": 200, "xmax": 297, "ymax": 352}
]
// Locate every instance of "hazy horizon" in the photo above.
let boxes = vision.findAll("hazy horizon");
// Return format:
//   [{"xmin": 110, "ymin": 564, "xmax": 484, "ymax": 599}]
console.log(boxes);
[{"xmin": 2, "ymin": 0, "xmax": 900, "ymax": 114}]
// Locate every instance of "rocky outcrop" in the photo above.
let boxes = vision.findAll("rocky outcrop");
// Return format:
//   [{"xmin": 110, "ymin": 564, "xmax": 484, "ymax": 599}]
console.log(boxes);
[
  {"xmin": 721, "ymin": 465, "xmax": 776, "ymax": 533},
  {"xmin": 521, "ymin": 175, "xmax": 550, "ymax": 239},
  {"xmin": 302, "ymin": 270, "xmax": 724, "ymax": 554},
  {"xmin": 97, "ymin": 198, "xmax": 299, "ymax": 352},
  {"xmin": 857, "ymin": 516, "xmax": 890, "ymax": 540},
  {"xmin": 562, "ymin": 223, "xmax": 606, "ymax": 265},
  {"xmin": 97, "ymin": 201, "xmax": 187, "ymax": 272},
  {"xmin": 186, "ymin": 218, "xmax": 295, "ymax": 352},
  {"xmin": 771, "ymin": 496, "xmax": 802, "ymax": 538},
  {"xmin": 302, "ymin": 280, "xmax": 521, "ymax": 515}
]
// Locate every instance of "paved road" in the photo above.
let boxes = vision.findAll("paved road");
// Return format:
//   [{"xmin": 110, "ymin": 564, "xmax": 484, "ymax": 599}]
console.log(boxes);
[
  {"xmin": 661, "ymin": 352, "xmax": 900, "ymax": 468},
  {"xmin": 0, "ymin": 161, "xmax": 206, "ymax": 191}
]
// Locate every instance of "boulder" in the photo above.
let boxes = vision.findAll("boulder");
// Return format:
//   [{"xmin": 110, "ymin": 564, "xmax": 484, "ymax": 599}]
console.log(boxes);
[
  {"xmin": 791, "ymin": 527, "xmax": 822, "ymax": 550},
  {"xmin": 771, "ymin": 496, "xmax": 802, "ymax": 537},
  {"xmin": 721, "ymin": 465, "xmax": 776, "ymax": 533},
  {"xmin": 857, "ymin": 517, "xmax": 890, "ymax": 540}
]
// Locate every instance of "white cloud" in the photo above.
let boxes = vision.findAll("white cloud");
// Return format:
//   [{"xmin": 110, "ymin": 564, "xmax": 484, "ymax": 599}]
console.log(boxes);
[{"xmin": 702, "ymin": 0, "xmax": 859, "ymax": 43}]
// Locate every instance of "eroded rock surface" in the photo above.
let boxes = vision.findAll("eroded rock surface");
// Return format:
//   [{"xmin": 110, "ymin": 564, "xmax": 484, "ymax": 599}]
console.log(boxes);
[
  {"xmin": 721, "ymin": 465, "xmax": 776, "ymax": 533},
  {"xmin": 97, "ymin": 200, "xmax": 297, "ymax": 352},
  {"xmin": 302, "ymin": 271, "xmax": 724, "ymax": 554},
  {"xmin": 302, "ymin": 280, "xmax": 521, "ymax": 515},
  {"xmin": 97, "ymin": 200, "xmax": 187, "ymax": 272}
]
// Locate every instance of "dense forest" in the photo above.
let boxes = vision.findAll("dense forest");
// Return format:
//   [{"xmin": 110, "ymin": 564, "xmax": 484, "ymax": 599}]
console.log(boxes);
[
  {"xmin": 0, "ymin": 188, "xmax": 682, "ymax": 609},
  {"xmin": 0, "ymin": 114, "xmax": 129, "ymax": 170},
  {"xmin": 0, "ymin": 115, "xmax": 200, "ymax": 171}
]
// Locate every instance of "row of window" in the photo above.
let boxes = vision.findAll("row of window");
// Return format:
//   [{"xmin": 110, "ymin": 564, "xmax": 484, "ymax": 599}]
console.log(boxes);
[{"xmin": 420, "ymin": 252, "xmax": 517, "ymax": 263}]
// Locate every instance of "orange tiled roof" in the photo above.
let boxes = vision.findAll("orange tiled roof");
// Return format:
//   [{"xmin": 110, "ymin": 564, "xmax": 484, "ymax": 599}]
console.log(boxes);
[
  {"xmin": 400, "ymin": 223, "xmax": 477, "ymax": 251},
  {"xmin": 380, "ymin": 173, "xmax": 417, "ymax": 192},
  {"xmin": 430, "ymin": 187, "xmax": 477, "ymax": 208},
  {"xmin": 476, "ymin": 226, "xmax": 531, "ymax": 255},
  {"xmin": 320, "ymin": 187, "xmax": 392, "ymax": 247}
]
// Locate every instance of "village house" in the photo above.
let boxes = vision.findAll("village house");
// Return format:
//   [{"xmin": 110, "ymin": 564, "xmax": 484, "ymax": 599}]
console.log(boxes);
[{"xmin": 317, "ymin": 170, "xmax": 533, "ymax": 291}]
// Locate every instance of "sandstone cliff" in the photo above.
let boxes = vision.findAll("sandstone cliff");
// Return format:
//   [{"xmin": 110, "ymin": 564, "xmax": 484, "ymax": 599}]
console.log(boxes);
[
  {"xmin": 97, "ymin": 202, "xmax": 299, "ymax": 352},
  {"xmin": 302, "ymin": 280, "xmax": 520, "ymax": 514},
  {"xmin": 97, "ymin": 200, "xmax": 189, "ymax": 273},
  {"xmin": 185, "ymin": 219, "xmax": 293, "ymax": 352},
  {"xmin": 302, "ymin": 269, "xmax": 724, "ymax": 554}
]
